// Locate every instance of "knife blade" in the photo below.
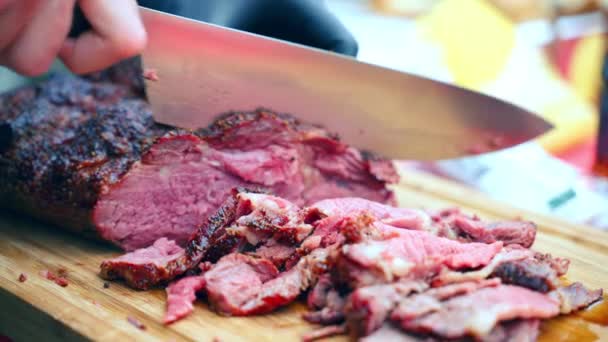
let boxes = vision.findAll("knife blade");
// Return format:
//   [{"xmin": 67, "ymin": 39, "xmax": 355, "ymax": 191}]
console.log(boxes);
[{"xmin": 139, "ymin": 7, "xmax": 552, "ymax": 161}]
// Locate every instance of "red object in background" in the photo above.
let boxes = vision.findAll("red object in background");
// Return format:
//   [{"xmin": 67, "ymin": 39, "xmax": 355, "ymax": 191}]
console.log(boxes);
[
  {"xmin": 551, "ymin": 37, "xmax": 581, "ymax": 81},
  {"xmin": 0, "ymin": 335, "xmax": 14, "ymax": 342},
  {"xmin": 555, "ymin": 138, "xmax": 597, "ymax": 172}
]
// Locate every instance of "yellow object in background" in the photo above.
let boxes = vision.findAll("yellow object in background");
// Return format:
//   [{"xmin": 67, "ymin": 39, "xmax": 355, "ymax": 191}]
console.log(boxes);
[
  {"xmin": 538, "ymin": 96, "xmax": 598, "ymax": 152},
  {"xmin": 570, "ymin": 34, "xmax": 604, "ymax": 104},
  {"xmin": 418, "ymin": 0, "xmax": 516, "ymax": 89},
  {"xmin": 412, "ymin": 0, "xmax": 601, "ymax": 154}
]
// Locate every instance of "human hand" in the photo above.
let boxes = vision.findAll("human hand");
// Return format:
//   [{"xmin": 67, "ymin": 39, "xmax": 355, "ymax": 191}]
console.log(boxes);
[{"xmin": 0, "ymin": 0, "xmax": 147, "ymax": 76}]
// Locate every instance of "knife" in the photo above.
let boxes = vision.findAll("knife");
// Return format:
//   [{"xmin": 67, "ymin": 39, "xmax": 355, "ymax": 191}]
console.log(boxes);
[{"xmin": 139, "ymin": 7, "xmax": 552, "ymax": 161}]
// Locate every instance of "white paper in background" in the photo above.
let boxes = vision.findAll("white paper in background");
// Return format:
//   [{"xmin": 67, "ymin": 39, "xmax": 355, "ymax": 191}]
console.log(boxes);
[
  {"xmin": 431, "ymin": 143, "xmax": 608, "ymax": 227},
  {"xmin": 326, "ymin": 0, "xmax": 454, "ymax": 83}
]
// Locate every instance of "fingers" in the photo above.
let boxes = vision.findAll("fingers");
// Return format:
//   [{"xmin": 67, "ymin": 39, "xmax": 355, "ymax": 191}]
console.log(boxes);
[
  {"xmin": 1, "ymin": 0, "xmax": 75, "ymax": 76},
  {"xmin": 59, "ymin": 0, "xmax": 147, "ymax": 74}
]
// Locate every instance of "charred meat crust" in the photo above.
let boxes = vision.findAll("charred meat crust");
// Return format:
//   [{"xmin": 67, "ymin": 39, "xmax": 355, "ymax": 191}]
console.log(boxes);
[
  {"xmin": 491, "ymin": 262, "xmax": 552, "ymax": 293},
  {"xmin": 0, "ymin": 74, "xmax": 168, "ymax": 238}
]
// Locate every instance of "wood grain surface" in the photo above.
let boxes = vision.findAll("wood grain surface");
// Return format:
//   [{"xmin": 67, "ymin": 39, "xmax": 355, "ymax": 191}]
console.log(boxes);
[{"xmin": 0, "ymin": 168, "xmax": 606, "ymax": 341}]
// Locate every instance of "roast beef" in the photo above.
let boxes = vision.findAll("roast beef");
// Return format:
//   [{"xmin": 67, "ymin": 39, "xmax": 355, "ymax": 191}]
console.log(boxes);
[
  {"xmin": 394, "ymin": 285, "xmax": 560, "ymax": 338},
  {"xmin": 0, "ymin": 70, "xmax": 398, "ymax": 251},
  {"xmin": 99, "ymin": 190, "xmax": 602, "ymax": 341},
  {"xmin": 164, "ymin": 274, "xmax": 206, "ymax": 324},
  {"xmin": 549, "ymin": 282, "xmax": 603, "ymax": 314}
]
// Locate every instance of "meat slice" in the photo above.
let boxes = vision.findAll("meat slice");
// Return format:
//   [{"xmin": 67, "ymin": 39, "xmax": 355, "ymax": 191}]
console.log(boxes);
[
  {"xmin": 309, "ymin": 198, "xmax": 430, "ymax": 231},
  {"xmin": 309, "ymin": 198, "xmax": 536, "ymax": 246},
  {"xmin": 394, "ymin": 285, "xmax": 560, "ymax": 339},
  {"xmin": 100, "ymin": 189, "xmax": 311, "ymax": 289},
  {"xmin": 0, "ymin": 73, "xmax": 398, "ymax": 251},
  {"xmin": 164, "ymin": 275, "xmax": 206, "ymax": 324},
  {"xmin": 490, "ymin": 256, "xmax": 560, "ymax": 292},
  {"xmin": 549, "ymin": 282, "xmax": 603, "ymax": 314},
  {"xmin": 204, "ymin": 253, "xmax": 280, "ymax": 315},
  {"xmin": 433, "ymin": 247, "xmax": 533, "ymax": 286},
  {"xmin": 335, "ymin": 229, "xmax": 503, "ymax": 288},
  {"xmin": 225, "ymin": 192, "xmax": 312, "ymax": 247},
  {"xmin": 303, "ymin": 274, "xmax": 346, "ymax": 325},
  {"xmin": 247, "ymin": 241, "xmax": 297, "ymax": 269},
  {"xmin": 390, "ymin": 279, "xmax": 501, "ymax": 322},
  {"xmin": 205, "ymin": 248, "xmax": 329, "ymax": 316},
  {"xmin": 344, "ymin": 281, "xmax": 428, "ymax": 336},
  {"xmin": 451, "ymin": 215, "xmax": 536, "ymax": 248},
  {"xmin": 99, "ymin": 238, "xmax": 186, "ymax": 289},
  {"xmin": 435, "ymin": 247, "xmax": 568, "ymax": 293},
  {"xmin": 100, "ymin": 190, "xmax": 243, "ymax": 289}
]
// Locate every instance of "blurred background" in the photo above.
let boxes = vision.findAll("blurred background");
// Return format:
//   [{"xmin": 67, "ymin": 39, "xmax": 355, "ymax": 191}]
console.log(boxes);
[{"xmin": 327, "ymin": 0, "xmax": 608, "ymax": 229}]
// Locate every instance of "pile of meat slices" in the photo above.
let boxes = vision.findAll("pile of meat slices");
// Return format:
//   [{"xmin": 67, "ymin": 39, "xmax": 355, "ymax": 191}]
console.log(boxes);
[{"xmin": 101, "ymin": 189, "xmax": 603, "ymax": 341}]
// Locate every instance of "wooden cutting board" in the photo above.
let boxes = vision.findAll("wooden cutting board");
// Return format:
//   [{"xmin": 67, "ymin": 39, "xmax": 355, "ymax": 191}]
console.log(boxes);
[{"xmin": 0, "ymin": 168, "xmax": 607, "ymax": 342}]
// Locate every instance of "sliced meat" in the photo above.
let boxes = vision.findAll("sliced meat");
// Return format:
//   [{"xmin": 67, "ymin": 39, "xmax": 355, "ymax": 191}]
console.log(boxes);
[
  {"xmin": 248, "ymin": 242, "xmax": 297, "ymax": 269},
  {"xmin": 303, "ymin": 274, "xmax": 346, "ymax": 325},
  {"xmin": 534, "ymin": 252, "xmax": 570, "ymax": 276},
  {"xmin": 433, "ymin": 247, "xmax": 534, "ymax": 286},
  {"xmin": 395, "ymin": 285, "xmax": 560, "ymax": 339},
  {"xmin": 391, "ymin": 279, "xmax": 501, "ymax": 322},
  {"xmin": 164, "ymin": 275, "xmax": 206, "ymax": 324},
  {"xmin": 0, "ymin": 73, "xmax": 398, "ymax": 251},
  {"xmin": 302, "ymin": 294, "xmax": 345, "ymax": 325},
  {"xmin": 205, "ymin": 248, "xmax": 328, "ymax": 316},
  {"xmin": 490, "ymin": 257, "xmax": 560, "ymax": 292},
  {"xmin": 307, "ymin": 274, "xmax": 335, "ymax": 310},
  {"xmin": 452, "ymin": 216, "xmax": 536, "ymax": 248},
  {"xmin": 227, "ymin": 192, "xmax": 311, "ymax": 246},
  {"xmin": 309, "ymin": 198, "xmax": 536, "ymax": 247},
  {"xmin": 99, "ymin": 238, "xmax": 186, "ymax": 289},
  {"xmin": 204, "ymin": 253, "xmax": 280, "ymax": 315},
  {"xmin": 437, "ymin": 247, "xmax": 567, "ymax": 293},
  {"xmin": 549, "ymin": 282, "xmax": 603, "ymax": 314},
  {"xmin": 336, "ymin": 229, "xmax": 503, "ymax": 288},
  {"xmin": 100, "ymin": 190, "xmax": 243, "ymax": 289},
  {"xmin": 309, "ymin": 198, "xmax": 430, "ymax": 231},
  {"xmin": 345, "ymin": 281, "xmax": 428, "ymax": 336}
]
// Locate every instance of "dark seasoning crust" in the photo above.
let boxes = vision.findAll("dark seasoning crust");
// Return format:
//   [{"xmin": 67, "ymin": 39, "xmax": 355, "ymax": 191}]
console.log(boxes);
[{"xmin": 0, "ymin": 59, "xmax": 170, "ymax": 238}]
